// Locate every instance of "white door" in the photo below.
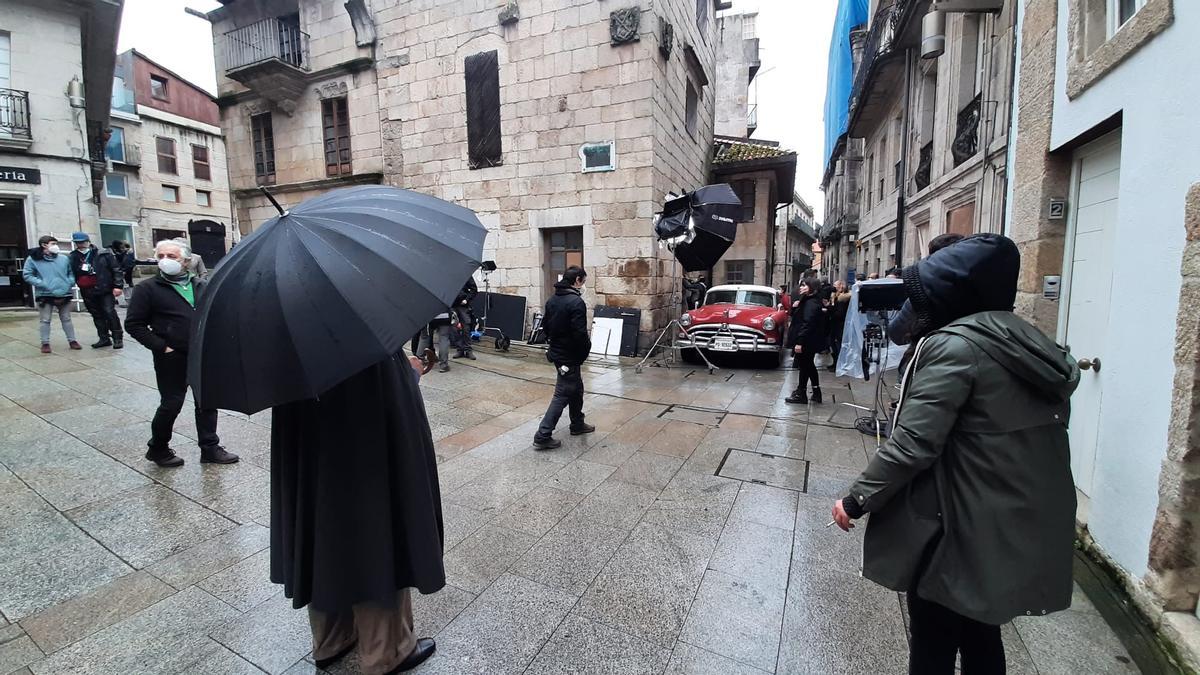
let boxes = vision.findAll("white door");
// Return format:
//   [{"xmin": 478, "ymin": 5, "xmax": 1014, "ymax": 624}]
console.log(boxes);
[{"xmin": 1061, "ymin": 132, "xmax": 1121, "ymax": 497}]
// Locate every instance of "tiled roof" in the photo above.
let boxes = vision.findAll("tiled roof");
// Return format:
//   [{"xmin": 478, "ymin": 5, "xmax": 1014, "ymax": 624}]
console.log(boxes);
[{"xmin": 712, "ymin": 137, "xmax": 796, "ymax": 165}]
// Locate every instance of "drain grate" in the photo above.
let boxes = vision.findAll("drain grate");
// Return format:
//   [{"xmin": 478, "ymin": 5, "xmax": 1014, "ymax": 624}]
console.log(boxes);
[{"xmin": 716, "ymin": 448, "xmax": 809, "ymax": 492}]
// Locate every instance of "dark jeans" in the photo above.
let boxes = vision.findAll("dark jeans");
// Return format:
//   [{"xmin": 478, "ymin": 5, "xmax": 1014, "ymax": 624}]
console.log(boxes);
[
  {"xmin": 536, "ymin": 364, "xmax": 585, "ymax": 439},
  {"xmin": 453, "ymin": 306, "xmax": 473, "ymax": 353},
  {"xmin": 83, "ymin": 290, "xmax": 122, "ymax": 341},
  {"xmin": 792, "ymin": 349, "xmax": 820, "ymax": 393},
  {"xmin": 150, "ymin": 350, "xmax": 220, "ymax": 454},
  {"xmin": 907, "ymin": 593, "xmax": 1005, "ymax": 675}
]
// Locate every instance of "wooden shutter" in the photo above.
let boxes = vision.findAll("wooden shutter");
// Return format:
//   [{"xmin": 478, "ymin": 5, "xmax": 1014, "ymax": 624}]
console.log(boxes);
[
  {"xmin": 322, "ymin": 96, "xmax": 352, "ymax": 177},
  {"xmin": 251, "ymin": 113, "xmax": 276, "ymax": 185},
  {"xmin": 192, "ymin": 144, "xmax": 210, "ymax": 181},
  {"xmin": 464, "ymin": 50, "xmax": 502, "ymax": 169},
  {"xmin": 156, "ymin": 137, "xmax": 176, "ymax": 175}
]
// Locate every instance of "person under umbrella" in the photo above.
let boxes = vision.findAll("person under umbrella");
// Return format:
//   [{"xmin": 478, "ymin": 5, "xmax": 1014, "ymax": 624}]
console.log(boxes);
[
  {"xmin": 123, "ymin": 239, "xmax": 238, "ymax": 467},
  {"xmin": 189, "ymin": 185, "xmax": 487, "ymax": 674}
]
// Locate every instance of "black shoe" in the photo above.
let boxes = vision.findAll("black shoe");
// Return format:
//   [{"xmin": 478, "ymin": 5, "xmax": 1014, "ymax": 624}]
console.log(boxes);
[
  {"xmin": 145, "ymin": 449, "xmax": 185, "ymax": 467},
  {"xmin": 112, "ymin": 339, "xmax": 124, "ymax": 350},
  {"xmin": 533, "ymin": 436, "xmax": 562, "ymax": 450},
  {"xmin": 200, "ymin": 446, "xmax": 240, "ymax": 464},
  {"xmin": 91, "ymin": 339, "xmax": 112, "ymax": 349},
  {"xmin": 453, "ymin": 351, "xmax": 466, "ymax": 359},
  {"xmin": 785, "ymin": 391, "xmax": 808, "ymax": 405},
  {"xmin": 388, "ymin": 637, "xmax": 436, "ymax": 673},
  {"xmin": 314, "ymin": 641, "xmax": 356, "ymax": 669},
  {"xmin": 439, "ymin": 363, "xmax": 450, "ymax": 373},
  {"xmin": 465, "ymin": 350, "xmax": 477, "ymax": 360},
  {"xmin": 811, "ymin": 387, "xmax": 823, "ymax": 404},
  {"xmin": 570, "ymin": 423, "xmax": 595, "ymax": 436}
]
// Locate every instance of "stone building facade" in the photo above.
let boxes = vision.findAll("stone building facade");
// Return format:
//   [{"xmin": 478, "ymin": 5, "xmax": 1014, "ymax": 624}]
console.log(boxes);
[
  {"xmin": 0, "ymin": 0, "xmax": 121, "ymax": 307},
  {"xmin": 774, "ymin": 193, "xmax": 816, "ymax": 290},
  {"xmin": 822, "ymin": 0, "xmax": 1016, "ymax": 281},
  {"xmin": 101, "ymin": 51, "xmax": 235, "ymax": 267},
  {"xmin": 712, "ymin": 11, "xmax": 759, "ymax": 138},
  {"xmin": 1007, "ymin": 0, "xmax": 1200, "ymax": 668},
  {"xmin": 208, "ymin": 0, "xmax": 724, "ymax": 342}
]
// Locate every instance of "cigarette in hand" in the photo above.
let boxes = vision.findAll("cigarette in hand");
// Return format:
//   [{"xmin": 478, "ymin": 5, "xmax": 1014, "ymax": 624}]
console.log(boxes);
[{"xmin": 825, "ymin": 520, "xmax": 836, "ymax": 528}]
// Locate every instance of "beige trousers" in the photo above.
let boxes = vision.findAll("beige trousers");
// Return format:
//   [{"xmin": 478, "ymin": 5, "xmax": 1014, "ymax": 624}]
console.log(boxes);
[{"xmin": 308, "ymin": 589, "xmax": 416, "ymax": 675}]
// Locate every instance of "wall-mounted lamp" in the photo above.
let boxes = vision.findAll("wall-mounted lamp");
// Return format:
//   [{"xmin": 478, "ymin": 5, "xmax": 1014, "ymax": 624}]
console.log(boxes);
[
  {"xmin": 920, "ymin": 0, "xmax": 1005, "ymax": 60},
  {"xmin": 67, "ymin": 77, "xmax": 85, "ymax": 108}
]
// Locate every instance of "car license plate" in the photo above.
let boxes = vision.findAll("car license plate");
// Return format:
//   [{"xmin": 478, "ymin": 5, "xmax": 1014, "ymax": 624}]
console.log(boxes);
[{"xmin": 711, "ymin": 337, "xmax": 737, "ymax": 352}]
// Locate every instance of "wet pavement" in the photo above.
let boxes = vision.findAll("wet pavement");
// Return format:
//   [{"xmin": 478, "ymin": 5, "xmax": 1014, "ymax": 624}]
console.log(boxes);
[{"xmin": 0, "ymin": 309, "xmax": 1141, "ymax": 674}]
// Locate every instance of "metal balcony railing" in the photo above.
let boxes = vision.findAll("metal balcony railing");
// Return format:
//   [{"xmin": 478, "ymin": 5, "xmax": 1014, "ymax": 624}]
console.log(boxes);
[
  {"xmin": 952, "ymin": 93, "xmax": 982, "ymax": 167},
  {"xmin": 223, "ymin": 17, "xmax": 310, "ymax": 72},
  {"xmin": 0, "ymin": 89, "xmax": 32, "ymax": 139},
  {"xmin": 848, "ymin": 2, "xmax": 903, "ymax": 119},
  {"xmin": 747, "ymin": 104, "xmax": 758, "ymax": 130}
]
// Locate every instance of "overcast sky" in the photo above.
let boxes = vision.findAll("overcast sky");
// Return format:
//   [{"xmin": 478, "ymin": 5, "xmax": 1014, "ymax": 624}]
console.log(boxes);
[{"xmin": 117, "ymin": 0, "xmax": 833, "ymax": 217}]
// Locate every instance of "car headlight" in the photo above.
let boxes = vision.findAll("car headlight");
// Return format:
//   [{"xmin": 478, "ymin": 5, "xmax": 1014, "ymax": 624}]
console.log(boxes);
[
  {"xmin": 762, "ymin": 316, "xmax": 776, "ymax": 331},
  {"xmin": 680, "ymin": 313, "xmax": 692, "ymax": 327}
]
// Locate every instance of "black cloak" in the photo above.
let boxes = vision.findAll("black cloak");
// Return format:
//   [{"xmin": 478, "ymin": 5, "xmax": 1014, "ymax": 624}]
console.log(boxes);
[{"xmin": 270, "ymin": 353, "xmax": 446, "ymax": 611}]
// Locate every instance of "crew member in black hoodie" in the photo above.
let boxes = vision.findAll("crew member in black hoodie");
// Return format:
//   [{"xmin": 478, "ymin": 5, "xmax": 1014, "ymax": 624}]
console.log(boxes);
[
  {"xmin": 124, "ymin": 239, "xmax": 238, "ymax": 468},
  {"xmin": 532, "ymin": 266, "xmax": 595, "ymax": 449}
]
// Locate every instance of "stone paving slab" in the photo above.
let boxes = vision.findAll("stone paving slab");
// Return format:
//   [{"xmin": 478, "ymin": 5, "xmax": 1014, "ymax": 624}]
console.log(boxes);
[{"xmin": 0, "ymin": 311, "xmax": 1145, "ymax": 673}]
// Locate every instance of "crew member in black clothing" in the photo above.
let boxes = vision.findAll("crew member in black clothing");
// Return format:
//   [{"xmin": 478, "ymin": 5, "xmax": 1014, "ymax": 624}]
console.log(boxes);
[
  {"xmin": 124, "ymin": 239, "xmax": 238, "ymax": 468},
  {"xmin": 785, "ymin": 278, "xmax": 828, "ymax": 405},
  {"xmin": 68, "ymin": 232, "xmax": 125, "ymax": 348},
  {"xmin": 533, "ymin": 266, "xmax": 595, "ymax": 449},
  {"xmin": 452, "ymin": 275, "xmax": 478, "ymax": 360}
]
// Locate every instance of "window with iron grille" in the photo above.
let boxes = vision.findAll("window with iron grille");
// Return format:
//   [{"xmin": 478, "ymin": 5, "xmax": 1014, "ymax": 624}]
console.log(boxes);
[
  {"xmin": 192, "ymin": 144, "xmax": 210, "ymax": 181},
  {"xmin": 322, "ymin": 96, "xmax": 352, "ymax": 177},
  {"xmin": 251, "ymin": 113, "xmax": 276, "ymax": 185},
  {"xmin": 732, "ymin": 180, "xmax": 756, "ymax": 222},
  {"xmin": 156, "ymin": 137, "xmax": 177, "ymax": 175},
  {"xmin": 465, "ymin": 50, "xmax": 502, "ymax": 169}
]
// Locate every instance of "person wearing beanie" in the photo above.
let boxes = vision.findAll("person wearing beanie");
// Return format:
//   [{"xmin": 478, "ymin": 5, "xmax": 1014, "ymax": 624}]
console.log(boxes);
[{"xmin": 829, "ymin": 233, "xmax": 1080, "ymax": 674}]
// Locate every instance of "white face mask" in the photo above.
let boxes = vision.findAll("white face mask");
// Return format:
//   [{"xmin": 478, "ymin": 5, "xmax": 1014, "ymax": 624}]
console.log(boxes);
[
  {"xmin": 158, "ymin": 258, "xmax": 184, "ymax": 276},
  {"xmin": 46, "ymin": 244, "xmax": 60, "ymax": 255}
]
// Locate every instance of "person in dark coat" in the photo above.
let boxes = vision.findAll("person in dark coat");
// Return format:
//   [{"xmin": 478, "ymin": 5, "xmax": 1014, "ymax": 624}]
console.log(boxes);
[
  {"xmin": 830, "ymin": 234, "xmax": 1080, "ymax": 674},
  {"xmin": 68, "ymin": 232, "xmax": 124, "ymax": 349},
  {"xmin": 271, "ymin": 352, "xmax": 442, "ymax": 674},
  {"xmin": 451, "ymin": 275, "xmax": 478, "ymax": 360},
  {"xmin": 785, "ymin": 278, "xmax": 827, "ymax": 405},
  {"xmin": 533, "ymin": 265, "xmax": 594, "ymax": 449},
  {"xmin": 124, "ymin": 239, "xmax": 238, "ymax": 468},
  {"xmin": 827, "ymin": 279, "xmax": 851, "ymax": 370}
]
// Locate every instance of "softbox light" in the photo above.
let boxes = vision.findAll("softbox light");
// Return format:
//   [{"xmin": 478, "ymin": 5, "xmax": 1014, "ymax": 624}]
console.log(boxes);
[{"xmin": 652, "ymin": 184, "xmax": 741, "ymax": 272}]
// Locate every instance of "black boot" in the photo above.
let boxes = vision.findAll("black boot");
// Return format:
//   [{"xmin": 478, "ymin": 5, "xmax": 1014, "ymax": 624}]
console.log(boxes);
[
  {"xmin": 811, "ymin": 387, "xmax": 823, "ymax": 404},
  {"xmin": 92, "ymin": 338, "xmax": 112, "ymax": 348},
  {"xmin": 785, "ymin": 389, "xmax": 808, "ymax": 405},
  {"xmin": 112, "ymin": 338, "xmax": 124, "ymax": 349}
]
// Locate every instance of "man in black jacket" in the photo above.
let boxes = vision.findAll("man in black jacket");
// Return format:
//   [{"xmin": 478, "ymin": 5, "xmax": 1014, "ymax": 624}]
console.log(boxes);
[
  {"xmin": 533, "ymin": 266, "xmax": 594, "ymax": 449},
  {"xmin": 452, "ymin": 275, "xmax": 478, "ymax": 360},
  {"xmin": 124, "ymin": 239, "xmax": 238, "ymax": 468},
  {"xmin": 68, "ymin": 232, "xmax": 124, "ymax": 348}
]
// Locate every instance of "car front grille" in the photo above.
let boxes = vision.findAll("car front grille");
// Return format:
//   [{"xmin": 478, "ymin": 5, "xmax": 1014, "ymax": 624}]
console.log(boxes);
[{"xmin": 681, "ymin": 324, "xmax": 778, "ymax": 351}]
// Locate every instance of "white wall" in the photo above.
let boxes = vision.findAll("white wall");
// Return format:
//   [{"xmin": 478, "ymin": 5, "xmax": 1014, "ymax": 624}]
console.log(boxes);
[{"xmin": 1050, "ymin": 0, "xmax": 1200, "ymax": 577}]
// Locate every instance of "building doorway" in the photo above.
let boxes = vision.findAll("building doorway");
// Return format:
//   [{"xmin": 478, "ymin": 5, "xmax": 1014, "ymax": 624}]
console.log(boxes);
[
  {"xmin": 0, "ymin": 196, "xmax": 28, "ymax": 306},
  {"xmin": 1059, "ymin": 131, "xmax": 1121, "ymax": 502},
  {"xmin": 543, "ymin": 227, "xmax": 583, "ymax": 299},
  {"xmin": 189, "ymin": 219, "xmax": 227, "ymax": 267}
]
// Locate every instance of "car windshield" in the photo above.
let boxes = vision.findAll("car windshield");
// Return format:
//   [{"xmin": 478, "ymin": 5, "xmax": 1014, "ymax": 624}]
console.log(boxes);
[{"xmin": 704, "ymin": 290, "xmax": 775, "ymax": 308}]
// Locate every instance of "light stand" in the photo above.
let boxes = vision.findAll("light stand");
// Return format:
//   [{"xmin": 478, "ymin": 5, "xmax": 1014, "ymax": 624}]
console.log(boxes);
[
  {"xmin": 475, "ymin": 261, "xmax": 511, "ymax": 351},
  {"xmin": 634, "ymin": 256, "xmax": 718, "ymax": 375},
  {"xmin": 851, "ymin": 315, "xmax": 894, "ymax": 445}
]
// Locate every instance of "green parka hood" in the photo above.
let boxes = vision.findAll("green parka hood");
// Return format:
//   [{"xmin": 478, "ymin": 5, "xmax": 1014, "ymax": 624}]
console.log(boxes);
[{"xmin": 941, "ymin": 311, "xmax": 1080, "ymax": 405}]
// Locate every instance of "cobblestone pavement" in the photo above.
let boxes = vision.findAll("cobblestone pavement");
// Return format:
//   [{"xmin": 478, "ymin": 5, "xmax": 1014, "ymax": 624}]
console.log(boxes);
[{"xmin": 0, "ymin": 310, "xmax": 1141, "ymax": 674}]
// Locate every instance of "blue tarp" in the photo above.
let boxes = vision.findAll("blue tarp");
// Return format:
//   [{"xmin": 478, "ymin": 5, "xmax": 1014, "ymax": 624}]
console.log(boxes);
[{"xmin": 823, "ymin": 0, "xmax": 870, "ymax": 169}]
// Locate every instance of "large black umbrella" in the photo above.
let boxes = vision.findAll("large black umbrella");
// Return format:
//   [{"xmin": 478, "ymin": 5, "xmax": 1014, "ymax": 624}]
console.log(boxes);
[
  {"xmin": 188, "ymin": 185, "xmax": 487, "ymax": 414},
  {"xmin": 653, "ymin": 183, "xmax": 741, "ymax": 272}
]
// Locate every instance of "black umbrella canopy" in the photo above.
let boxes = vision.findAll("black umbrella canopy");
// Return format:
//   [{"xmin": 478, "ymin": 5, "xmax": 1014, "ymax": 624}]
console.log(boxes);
[
  {"xmin": 654, "ymin": 183, "xmax": 741, "ymax": 272},
  {"xmin": 189, "ymin": 185, "xmax": 487, "ymax": 414}
]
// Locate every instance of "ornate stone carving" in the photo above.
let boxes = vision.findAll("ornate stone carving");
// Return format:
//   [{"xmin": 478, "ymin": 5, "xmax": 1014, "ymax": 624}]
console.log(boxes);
[
  {"xmin": 610, "ymin": 7, "xmax": 641, "ymax": 45},
  {"xmin": 315, "ymin": 80, "xmax": 349, "ymax": 100},
  {"xmin": 244, "ymin": 101, "xmax": 268, "ymax": 116},
  {"xmin": 658, "ymin": 16, "xmax": 674, "ymax": 58},
  {"xmin": 498, "ymin": 2, "xmax": 520, "ymax": 26}
]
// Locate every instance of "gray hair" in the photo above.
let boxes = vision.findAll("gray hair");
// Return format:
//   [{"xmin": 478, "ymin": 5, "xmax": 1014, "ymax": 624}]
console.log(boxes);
[{"xmin": 155, "ymin": 238, "xmax": 192, "ymax": 259}]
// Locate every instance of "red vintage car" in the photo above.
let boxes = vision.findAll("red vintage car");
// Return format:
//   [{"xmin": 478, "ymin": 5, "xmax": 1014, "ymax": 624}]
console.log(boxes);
[{"xmin": 679, "ymin": 284, "xmax": 790, "ymax": 367}]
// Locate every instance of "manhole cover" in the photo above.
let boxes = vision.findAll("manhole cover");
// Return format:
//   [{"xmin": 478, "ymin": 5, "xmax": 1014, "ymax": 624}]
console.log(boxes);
[
  {"xmin": 658, "ymin": 404, "xmax": 725, "ymax": 427},
  {"xmin": 716, "ymin": 448, "xmax": 809, "ymax": 492}
]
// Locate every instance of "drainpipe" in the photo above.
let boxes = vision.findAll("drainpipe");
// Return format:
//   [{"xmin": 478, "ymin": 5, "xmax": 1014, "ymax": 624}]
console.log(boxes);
[{"xmin": 895, "ymin": 48, "xmax": 914, "ymax": 267}]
